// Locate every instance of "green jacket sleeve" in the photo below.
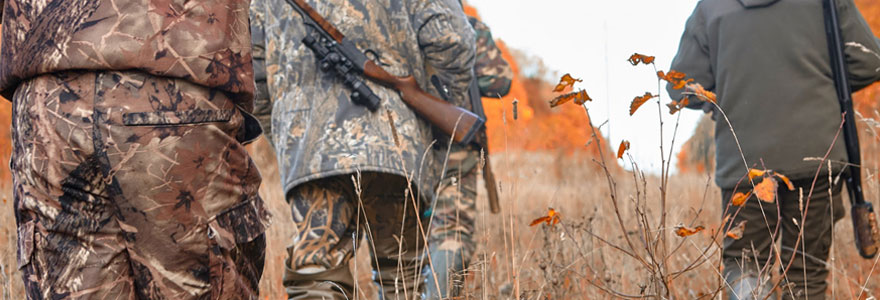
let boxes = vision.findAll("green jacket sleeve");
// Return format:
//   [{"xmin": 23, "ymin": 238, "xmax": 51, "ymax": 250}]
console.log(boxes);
[
  {"xmin": 667, "ymin": 3, "xmax": 714, "ymax": 109},
  {"xmin": 249, "ymin": 1, "xmax": 273, "ymax": 142},
  {"xmin": 839, "ymin": 0, "xmax": 880, "ymax": 91},
  {"xmin": 411, "ymin": 0, "xmax": 476, "ymax": 108}
]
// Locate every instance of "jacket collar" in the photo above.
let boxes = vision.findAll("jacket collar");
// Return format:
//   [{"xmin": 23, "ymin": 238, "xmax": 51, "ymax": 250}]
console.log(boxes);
[{"xmin": 737, "ymin": 0, "xmax": 781, "ymax": 8}]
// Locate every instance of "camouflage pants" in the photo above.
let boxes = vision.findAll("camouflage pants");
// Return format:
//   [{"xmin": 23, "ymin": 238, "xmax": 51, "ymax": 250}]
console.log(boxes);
[
  {"xmin": 11, "ymin": 71, "xmax": 270, "ymax": 299},
  {"xmin": 424, "ymin": 145, "xmax": 478, "ymax": 299},
  {"xmin": 721, "ymin": 177, "xmax": 844, "ymax": 300},
  {"xmin": 284, "ymin": 172, "xmax": 427, "ymax": 300}
]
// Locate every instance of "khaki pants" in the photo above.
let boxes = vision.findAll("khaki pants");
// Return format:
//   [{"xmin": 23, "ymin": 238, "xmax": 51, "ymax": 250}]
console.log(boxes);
[
  {"xmin": 12, "ymin": 71, "xmax": 269, "ymax": 299},
  {"xmin": 284, "ymin": 172, "xmax": 427, "ymax": 300},
  {"xmin": 721, "ymin": 177, "xmax": 844, "ymax": 300}
]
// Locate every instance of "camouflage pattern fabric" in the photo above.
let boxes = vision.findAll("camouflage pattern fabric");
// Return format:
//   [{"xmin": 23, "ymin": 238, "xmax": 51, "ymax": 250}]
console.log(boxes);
[
  {"xmin": 721, "ymin": 177, "xmax": 844, "ymax": 300},
  {"xmin": 424, "ymin": 145, "xmax": 478, "ymax": 299},
  {"xmin": 11, "ymin": 71, "xmax": 270, "ymax": 299},
  {"xmin": 249, "ymin": 9, "xmax": 273, "ymax": 142},
  {"xmin": 0, "ymin": 0, "xmax": 256, "ymax": 109},
  {"xmin": 424, "ymin": 17, "xmax": 512, "ymax": 299},
  {"xmin": 249, "ymin": 0, "xmax": 475, "ymax": 198},
  {"xmin": 469, "ymin": 17, "xmax": 513, "ymax": 99},
  {"xmin": 284, "ymin": 172, "xmax": 426, "ymax": 300}
]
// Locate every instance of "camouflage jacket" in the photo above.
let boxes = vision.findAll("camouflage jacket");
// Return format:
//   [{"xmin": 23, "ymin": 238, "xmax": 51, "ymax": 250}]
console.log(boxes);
[
  {"xmin": 469, "ymin": 17, "xmax": 512, "ymax": 99},
  {"xmin": 250, "ymin": 0, "xmax": 476, "ymax": 197},
  {"xmin": 0, "ymin": 0, "xmax": 256, "ymax": 111}
]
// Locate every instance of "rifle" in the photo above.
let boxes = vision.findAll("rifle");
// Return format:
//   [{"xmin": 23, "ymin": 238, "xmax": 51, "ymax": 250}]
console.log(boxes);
[
  {"xmin": 469, "ymin": 82, "xmax": 501, "ymax": 214},
  {"xmin": 430, "ymin": 76, "xmax": 501, "ymax": 214},
  {"xmin": 823, "ymin": 0, "xmax": 880, "ymax": 259},
  {"xmin": 285, "ymin": 0, "xmax": 484, "ymax": 145}
]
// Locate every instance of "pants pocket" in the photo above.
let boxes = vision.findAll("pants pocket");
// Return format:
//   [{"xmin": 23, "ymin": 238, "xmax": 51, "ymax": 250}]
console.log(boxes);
[
  {"xmin": 208, "ymin": 197, "xmax": 270, "ymax": 250},
  {"xmin": 17, "ymin": 221, "xmax": 35, "ymax": 270},
  {"xmin": 122, "ymin": 109, "xmax": 237, "ymax": 126},
  {"xmin": 206, "ymin": 198, "xmax": 270, "ymax": 299}
]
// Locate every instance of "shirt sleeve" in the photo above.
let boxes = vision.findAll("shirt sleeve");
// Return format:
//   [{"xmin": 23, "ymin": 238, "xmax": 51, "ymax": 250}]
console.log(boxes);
[
  {"xmin": 470, "ymin": 17, "xmax": 513, "ymax": 98},
  {"xmin": 838, "ymin": 0, "xmax": 880, "ymax": 91},
  {"xmin": 667, "ymin": 3, "xmax": 714, "ymax": 109},
  {"xmin": 411, "ymin": 0, "xmax": 476, "ymax": 108}
]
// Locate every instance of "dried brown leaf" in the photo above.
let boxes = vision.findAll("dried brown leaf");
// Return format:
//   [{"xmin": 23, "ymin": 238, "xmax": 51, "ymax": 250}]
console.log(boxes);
[
  {"xmin": 754, "ymin": 177, "xmax": 779, "ymax": 203},
  {"xmin": 628, "ymin": 53, "xmax": 656, "ymax": 66},
  {"xmin": 629, "ymin": 92, "xmax": 657, "ymax": 116},
  {"xmin": 675, "ymin": 224, "xmax": 705, "ymax": 237},
  {"xmin": 549, "ymin": 90, "xmax": 591, "ymax": 108},
  {"xmin": 731, "ymin": 190, "xmax": 752, "ymax": 206},
  {"xmin": 553, "ymin": 73, "xmax": 583, "ymax": 92},
  {"xmin": 726, "ymin": 220, "xmax": 748, "ymax": 240},
  {"xmin": 617, "ymin": 140, "xmax": 630, "ymax": 159}
]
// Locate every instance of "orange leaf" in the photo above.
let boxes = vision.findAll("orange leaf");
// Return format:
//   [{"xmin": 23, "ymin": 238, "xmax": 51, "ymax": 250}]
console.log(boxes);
[
  {"xmin": 658, "ymin": 70, "xmax": 693, "ymax": 91},
  {"xmin": 687, "ymin": 83, "xmax": 717, "ymax": 104},
  {"xmin": 673, "ymin": 78, "xmax": 694, "ymax": 90},
  {"xmin": 549, "ymin": 89, "xmax": 591, "ymax": 108},
  {"xmin": 530, "ymin": 216, "xmax": 551, "ymax": 227},
  {"xmin": 530, "ymin": 208, "xmax": 561, "ymax": 227},
  {"xmin": 726, "ymin": 220, "xmax": 747, "ymax": 240},
  {"xmin": 627, "ymin": 53, "xmax": 655, "ymax": 66},
  {"xmin": 617, "ymin": 140, "xmax": 630, "ymax": 159},
  {"xmin": 748, "ymin": 169, "xmax": 766, "ymax": 181},
  {"xmin": 657, "ymin": 70, "xmax": 686, "ymax": 82},
  {"xmin": 666, "ymin": 97, "xmax": 690, "ymax": 115},
  {"xmin": 629, "ymin": 92, "xmax": 657, "ymax": 116},
  {"xmin": 774, "ymin": 173, "xmax": 795, "ymax": 191},
  {"xmin": 553, "ymin": 73, "xmax": 583, "ymax": 92},
  {"xmin": 674, "ymin": 224, "xmax": 705, "ymax": 237},
  {"xmin": 754, "ymin": 177, "xmax": 779, "ymax": 203},
  {"xmin": 731, "ymin": 190, "xmax": 752, "ymax": 206}
]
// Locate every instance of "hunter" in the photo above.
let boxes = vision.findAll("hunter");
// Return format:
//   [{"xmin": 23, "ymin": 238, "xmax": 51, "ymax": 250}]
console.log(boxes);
[
  {"xmin": 2, "ymin": 0, "xmax": 270, "ymax": 299},
  {"xmin": 669, "ymin": 0, "xmax": 880, "ymax": 299},
  {"xmin": 423, "ymin": 14, "xmax": 513, "ymax": 300},
  {"xmin": 249, "ymin": 0, "xmax": 476, "ymax": 298}
]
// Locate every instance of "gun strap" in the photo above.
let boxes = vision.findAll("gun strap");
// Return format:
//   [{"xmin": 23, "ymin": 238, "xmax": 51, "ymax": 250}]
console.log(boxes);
[{"xmin": 468, "ymin": 75, "xmax": 487, "ymax": 120}]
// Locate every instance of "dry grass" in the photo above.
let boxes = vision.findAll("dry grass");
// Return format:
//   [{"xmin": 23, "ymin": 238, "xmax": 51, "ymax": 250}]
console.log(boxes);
[
  {"xmin": 248, "ymin": 134, "xmax": 880, "ymax": 299},
  {"xmin": 1, "ymin": 128, "xmax": 879, "ymax": 300}
]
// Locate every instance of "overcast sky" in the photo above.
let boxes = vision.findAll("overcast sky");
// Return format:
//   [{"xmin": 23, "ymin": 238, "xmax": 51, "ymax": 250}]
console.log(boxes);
[{"xmin": 468, "ymin": 0, "xmax": 702, "ymax": 173}]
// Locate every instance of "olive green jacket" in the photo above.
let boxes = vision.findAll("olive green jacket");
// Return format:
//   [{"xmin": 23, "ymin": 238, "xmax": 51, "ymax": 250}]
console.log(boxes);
[{"xmin": 669, "ymin": 0, "xmax": 880, "ymax": 188}]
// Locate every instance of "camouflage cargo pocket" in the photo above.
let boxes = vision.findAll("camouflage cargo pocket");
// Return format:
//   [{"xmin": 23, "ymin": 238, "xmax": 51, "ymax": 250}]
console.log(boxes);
[
  {"xmin": 206, "ymin": 198, "xmax": 269, "ymax": 298},
  {"xmin": 208, "ymin": 197, "xmax": 270, "ymax": 250},
  {"xmin": 103, "ymin": 71, "xmax": 240, "ymax": 127},
  {"xmin": 16, "ymin": 220, "xmax": 35, "ymax": 270}
]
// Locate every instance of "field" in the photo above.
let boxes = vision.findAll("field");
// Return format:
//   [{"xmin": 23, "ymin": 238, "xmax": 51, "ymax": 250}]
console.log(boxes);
[{"xmin": 6, "ymin": 134, "xmax": 878, "ymax": 299}]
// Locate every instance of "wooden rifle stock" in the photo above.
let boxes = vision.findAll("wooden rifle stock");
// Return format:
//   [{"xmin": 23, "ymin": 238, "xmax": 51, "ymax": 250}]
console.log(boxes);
[{"xmin": 363, "ymin": 60, "xmax": 483, "ymax": 145}]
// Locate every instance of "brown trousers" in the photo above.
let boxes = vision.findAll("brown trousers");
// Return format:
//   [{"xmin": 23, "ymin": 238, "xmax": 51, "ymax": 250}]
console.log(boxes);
[
  {"xmin": 283, "ymin": 172, "xmax": 427, "ymax": 300},
  {"xmin": 12, "ymin": 71, "xmax": 269, "ymax": 299},
  {"xmin": 721, "ymin": 176, "xmax": 844, "ymax": 300}
]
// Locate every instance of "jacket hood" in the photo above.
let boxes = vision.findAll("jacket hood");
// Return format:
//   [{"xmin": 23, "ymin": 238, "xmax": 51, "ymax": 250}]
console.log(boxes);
[{"xmin": 737, "ymin": 0, "xmax": 781, "ymax": 8}]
